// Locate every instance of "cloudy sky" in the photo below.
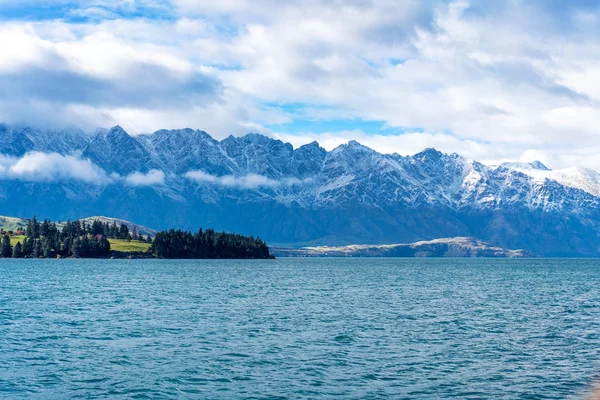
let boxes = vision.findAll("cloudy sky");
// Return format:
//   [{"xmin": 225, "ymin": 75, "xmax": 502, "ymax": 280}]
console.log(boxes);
[{"xmin": 1, "ymin": 0, "xmax": 600, "ymax": 168}]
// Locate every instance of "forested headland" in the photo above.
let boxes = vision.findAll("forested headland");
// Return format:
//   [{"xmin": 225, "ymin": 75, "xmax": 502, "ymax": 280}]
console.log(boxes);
[
  {"xmin": 0, "ymin": 216, "xmax": 272, "ymax": 259},
  {"xmin": 151, "ymin": 229, "xmax": 271, "ymax": 259}
]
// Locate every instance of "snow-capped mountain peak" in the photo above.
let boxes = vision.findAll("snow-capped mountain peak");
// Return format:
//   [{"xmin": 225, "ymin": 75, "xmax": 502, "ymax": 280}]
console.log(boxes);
[
  {"xmin": 2, "ymin": 124, "xmax": 600, "ymax": 256},
  {"xmin": 501, "ymin": 162, "xmax": 600, "ymax": 197},
  {"xmin": 501, "ymin": 160, "xmax": 551, "ymax": 171}
]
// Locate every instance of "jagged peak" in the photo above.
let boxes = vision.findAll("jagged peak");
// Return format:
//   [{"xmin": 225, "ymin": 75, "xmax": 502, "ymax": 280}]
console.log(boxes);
[
  {"xmin": 413, "ymin": 147, "xmax": 444, "ymax": 161},
  {"xmin": 222, "ymin": 133, "xmax": 294, "ymax": 152},
  {"xmin": 222, "ymin": 132, "xmax": 265, "ymax": 143},
  {"xmin": 93, "ymin": 127, "xmax": 109, "ymax": 136},
  {"xmin": 105, "ymin": 125, "xmax": 129, "ymax": 137},
  {"xmin": 243, "ymin": 132, "xmax": 282, "ymax": 143},
  {"xmin": 150, "ymin": 128, "xmax": 213, "ymax": 141},
  {"xmin": 448, "ymin": 152, "xmax": 482, "ymax": 166},
  {"xmin": 347, "ymin": 140, "xmax": 374, "ymax": 150},
  {"xmin": 332, "ymin": 140, "xmax": 375, "ymax": 153},
  {"xmin": 501, "ymin": 161, "xmax": 551, "ymax": 171},
  {"xmin": 1, "ymin": 124, "xmax": 65, "ymax": 136},
  {"xmin": 529, "ymin": 161, "xmax": 550, "ymax": 171},
  {"xmin": 297, "ymin": 141, "xmax": 322, "ymax": 150},
  {"xmin": 154, "ymin": 127, "xmax": 195, "ymax": 134}
]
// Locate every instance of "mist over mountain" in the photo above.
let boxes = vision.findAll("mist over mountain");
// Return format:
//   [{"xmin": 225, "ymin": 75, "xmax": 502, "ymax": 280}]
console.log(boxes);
[{"xmin": 1, "ymin": 124, "xmax": 599, "ymax": 256}]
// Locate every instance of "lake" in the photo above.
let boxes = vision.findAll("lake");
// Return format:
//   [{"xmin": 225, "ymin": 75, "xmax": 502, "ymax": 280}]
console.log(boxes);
[{"xmin": 1, "ymin": 258, "xmax": 599, "ymax": 399}]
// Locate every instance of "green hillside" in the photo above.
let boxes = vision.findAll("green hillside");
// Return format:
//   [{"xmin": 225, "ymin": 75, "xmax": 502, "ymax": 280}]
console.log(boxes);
[
  {"xmin": 0, "ymin": 217, "xmax": 27, "ymax": 233},
  {"xmin": 80, "ymin": 216, "xmax": 157, "ymax": 237},
  {"xmin": 0, "ymin": 215, "xmax": 156, "ymax": 238}
]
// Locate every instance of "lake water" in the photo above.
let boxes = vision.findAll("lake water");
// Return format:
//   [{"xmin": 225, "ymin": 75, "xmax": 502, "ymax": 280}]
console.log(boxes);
[{"xmin": 1, "ymin": 258, "xmax": 599, "ymax": 399}]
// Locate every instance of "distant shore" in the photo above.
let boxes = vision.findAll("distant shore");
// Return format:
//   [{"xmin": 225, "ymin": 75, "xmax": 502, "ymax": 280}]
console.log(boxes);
[
  {"xmin": 272, "ymin": 237, "xmax": 536, "ymax": 258},
  {"xmin": 1, "ymin": 216, "xmax": 272, "ymax": 260}
]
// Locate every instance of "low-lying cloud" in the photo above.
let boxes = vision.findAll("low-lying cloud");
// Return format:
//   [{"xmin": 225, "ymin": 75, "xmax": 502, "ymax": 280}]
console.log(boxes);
[
  {"xmin": 0, "ymin": 152, "xmax": 110, "ymax": 183},
  {"xmin": 124, "ymin": 169, "xmax": 166, "ymax": 187},
  {"xmin": 0, "ymin": 152, "xmax": 169, "ymax": 186},
  {"xmin": 0, "ymin": 152, "xmax": 309, "ymax": 189},
  {"xmin": 185, "ymin": 170, "xmax": 309, "ymax": 189}
]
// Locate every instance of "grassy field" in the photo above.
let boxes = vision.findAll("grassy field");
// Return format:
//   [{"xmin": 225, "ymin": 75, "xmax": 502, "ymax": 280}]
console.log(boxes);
[
  {"xmin": 9, "ymin": 235, "xmax": 26, "ymax": 246},
  {"xmin": 108, "ymin": 239, "xmax": 152, "ymax": 253},
  {"xmin": 8, "ymin": 237, "xmax": 151, "ymax": 253}
]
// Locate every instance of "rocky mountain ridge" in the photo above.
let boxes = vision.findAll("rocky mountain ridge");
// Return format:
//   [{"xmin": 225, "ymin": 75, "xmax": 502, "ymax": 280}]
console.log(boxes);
[{"xmin": 0, "ymin": 124, "xmax": 599, "ymax": 256}]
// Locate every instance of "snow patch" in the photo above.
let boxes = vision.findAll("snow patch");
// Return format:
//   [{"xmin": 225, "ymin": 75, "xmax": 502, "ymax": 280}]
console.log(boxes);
[{"xmin": 505, "ymin": 165, "xmax": 600, "ymax": 196}]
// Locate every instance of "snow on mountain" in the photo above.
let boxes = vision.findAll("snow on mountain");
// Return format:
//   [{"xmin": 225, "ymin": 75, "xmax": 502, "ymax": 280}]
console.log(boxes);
[
  {"xmin": 500, "ymin": 161, "xmax": 600, "ymax": 197},
  {"xmin": 140, "ymin": 128, "xmax": 237, "ymax": 175},
  {"xmin": 2, "ymin": 124, "xmax": 600, "ymax": 255},
  {"xmin": 501, "ymin": 161, "xmax": 551, "ymax": 171},
  {"xmin": 3, "ymin": 124, "xmax": 600, "ymax": 214},
  {"xmin": 0, "ymin": 124, "xmax": 89, "ymax": 156},
  {"xmin": 83, "ymin": 125, "xmax": 159, "ymax": 175}
]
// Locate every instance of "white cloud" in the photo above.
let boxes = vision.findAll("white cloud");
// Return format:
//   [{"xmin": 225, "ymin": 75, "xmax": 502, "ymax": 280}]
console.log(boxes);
[
  {"xmin": 0, "ymin": 152, "xmax": 172, "ymax": 186},
  {"xmin": 124, "ymin": 169, "xmax": 166, "ymax": 186},
  {"xmin": 185, "ymin": 170, "xmax": 308, "ymax": 189},
  {"xmin": 2, "ymin": 1, "xmax": 600, "ymax": 168},
  {"xmin": 0, "ymin": 20, "xmax": 224, "ymax": 132},
  {"xmin": 0, "ymin": 152, "xmax": 110, "ymax": 183},
  {"xmin": 0, "ymin": 26, "xmax": 60, "ymax": 74}
]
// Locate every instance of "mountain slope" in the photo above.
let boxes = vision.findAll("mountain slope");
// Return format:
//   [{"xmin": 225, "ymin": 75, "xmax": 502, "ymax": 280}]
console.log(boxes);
[
  {"xmin": 0, "ymin": 124, "xmax": 600, "ymax": 256},
  {"xmin": 502, "ymin": 161, "xmax": 600, "ymax": 197},
  {"xmin": 0, "ymin": 124, "xmax": 89, "ymax": 156},
  {"xmin": 0, "ymin": 215, "xmax": 156, "ymax": 237},
  {"xmin": 273, "ymin": 237, "xmax": 536, "ymax": 258}
]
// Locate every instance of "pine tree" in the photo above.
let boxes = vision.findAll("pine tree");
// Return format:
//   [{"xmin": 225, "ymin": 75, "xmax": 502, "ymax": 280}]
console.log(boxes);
[
  {"xmin": 62, "ymin": 236, "xmax": 73, "ymax": 257},
  {"xmin": 42, "ymin": 237, "xmax": 53, "ymax": 258},
  {"xmin": 91, "ymin": 220, "xmax": 104, "ymax": 236},
  {"xmin": 31, "ymin": 216, "xmax": 40, "ymax": 239},
  {"xmin": 40, "ymin": 219, "xmax": 50, "ymax": 237},
  {"xmin": 72, "ymin": 238, "xmax": 81, "ymax": 258},
  {"xmin": 22, "ymin": 237, "xmax": 32, "ymax": 257},
  {"xmin": 119, "ymin": 224, "xmax": 130, "ymax": 240},
  {"xmin": 1, "ymin": 235, "xmax": 12, "ymax": 258},
  {"xmin": 26, "ymin": 216, "xmax": 35, "ymax": 238},
  {"xmin": 32, "ymin": 239, "xmax": 42, "ymax": 258},
  {"xmin": 12, "ymin": 242, "xmax": 23, "ymax": 258},
  {"xmin": 110, "ymin": 222, "xmax": 118, "ymax": 238}
]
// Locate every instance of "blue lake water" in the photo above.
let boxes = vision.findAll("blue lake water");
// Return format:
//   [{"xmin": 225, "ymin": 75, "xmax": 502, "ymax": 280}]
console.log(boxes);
[{"xmin": 1, "ymin": 258, "xmax": 600, "ymax": 399}]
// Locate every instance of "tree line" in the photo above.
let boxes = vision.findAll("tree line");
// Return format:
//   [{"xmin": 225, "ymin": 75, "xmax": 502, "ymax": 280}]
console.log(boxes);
[
  {"xmin": 1, "ymin": 216, "xmax": 121, "ymax": 258},
  {"xmin": 151, "ymin": 229, "xmax": 272, "ymax": 259},
  {"xmin": 1, "ymin": 216, "xmax": 272, "ymax": 259}
]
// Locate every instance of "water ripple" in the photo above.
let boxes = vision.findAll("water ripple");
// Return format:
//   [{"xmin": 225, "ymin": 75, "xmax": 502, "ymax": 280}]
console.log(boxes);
[{"xmin": 1, "ymin": 258, "xmax": 600, "ymax": 399}]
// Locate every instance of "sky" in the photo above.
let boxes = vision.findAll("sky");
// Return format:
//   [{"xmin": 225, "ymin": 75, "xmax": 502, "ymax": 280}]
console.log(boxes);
[{"xmin": 1, "ymin": 0, "xmax": 600, "ymax": 169}]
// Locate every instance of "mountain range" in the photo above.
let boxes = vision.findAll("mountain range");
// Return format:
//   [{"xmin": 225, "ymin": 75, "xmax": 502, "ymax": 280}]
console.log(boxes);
[{"xmin": 1, "ymin": 124, "xmax": 600, "ymax": 256}]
